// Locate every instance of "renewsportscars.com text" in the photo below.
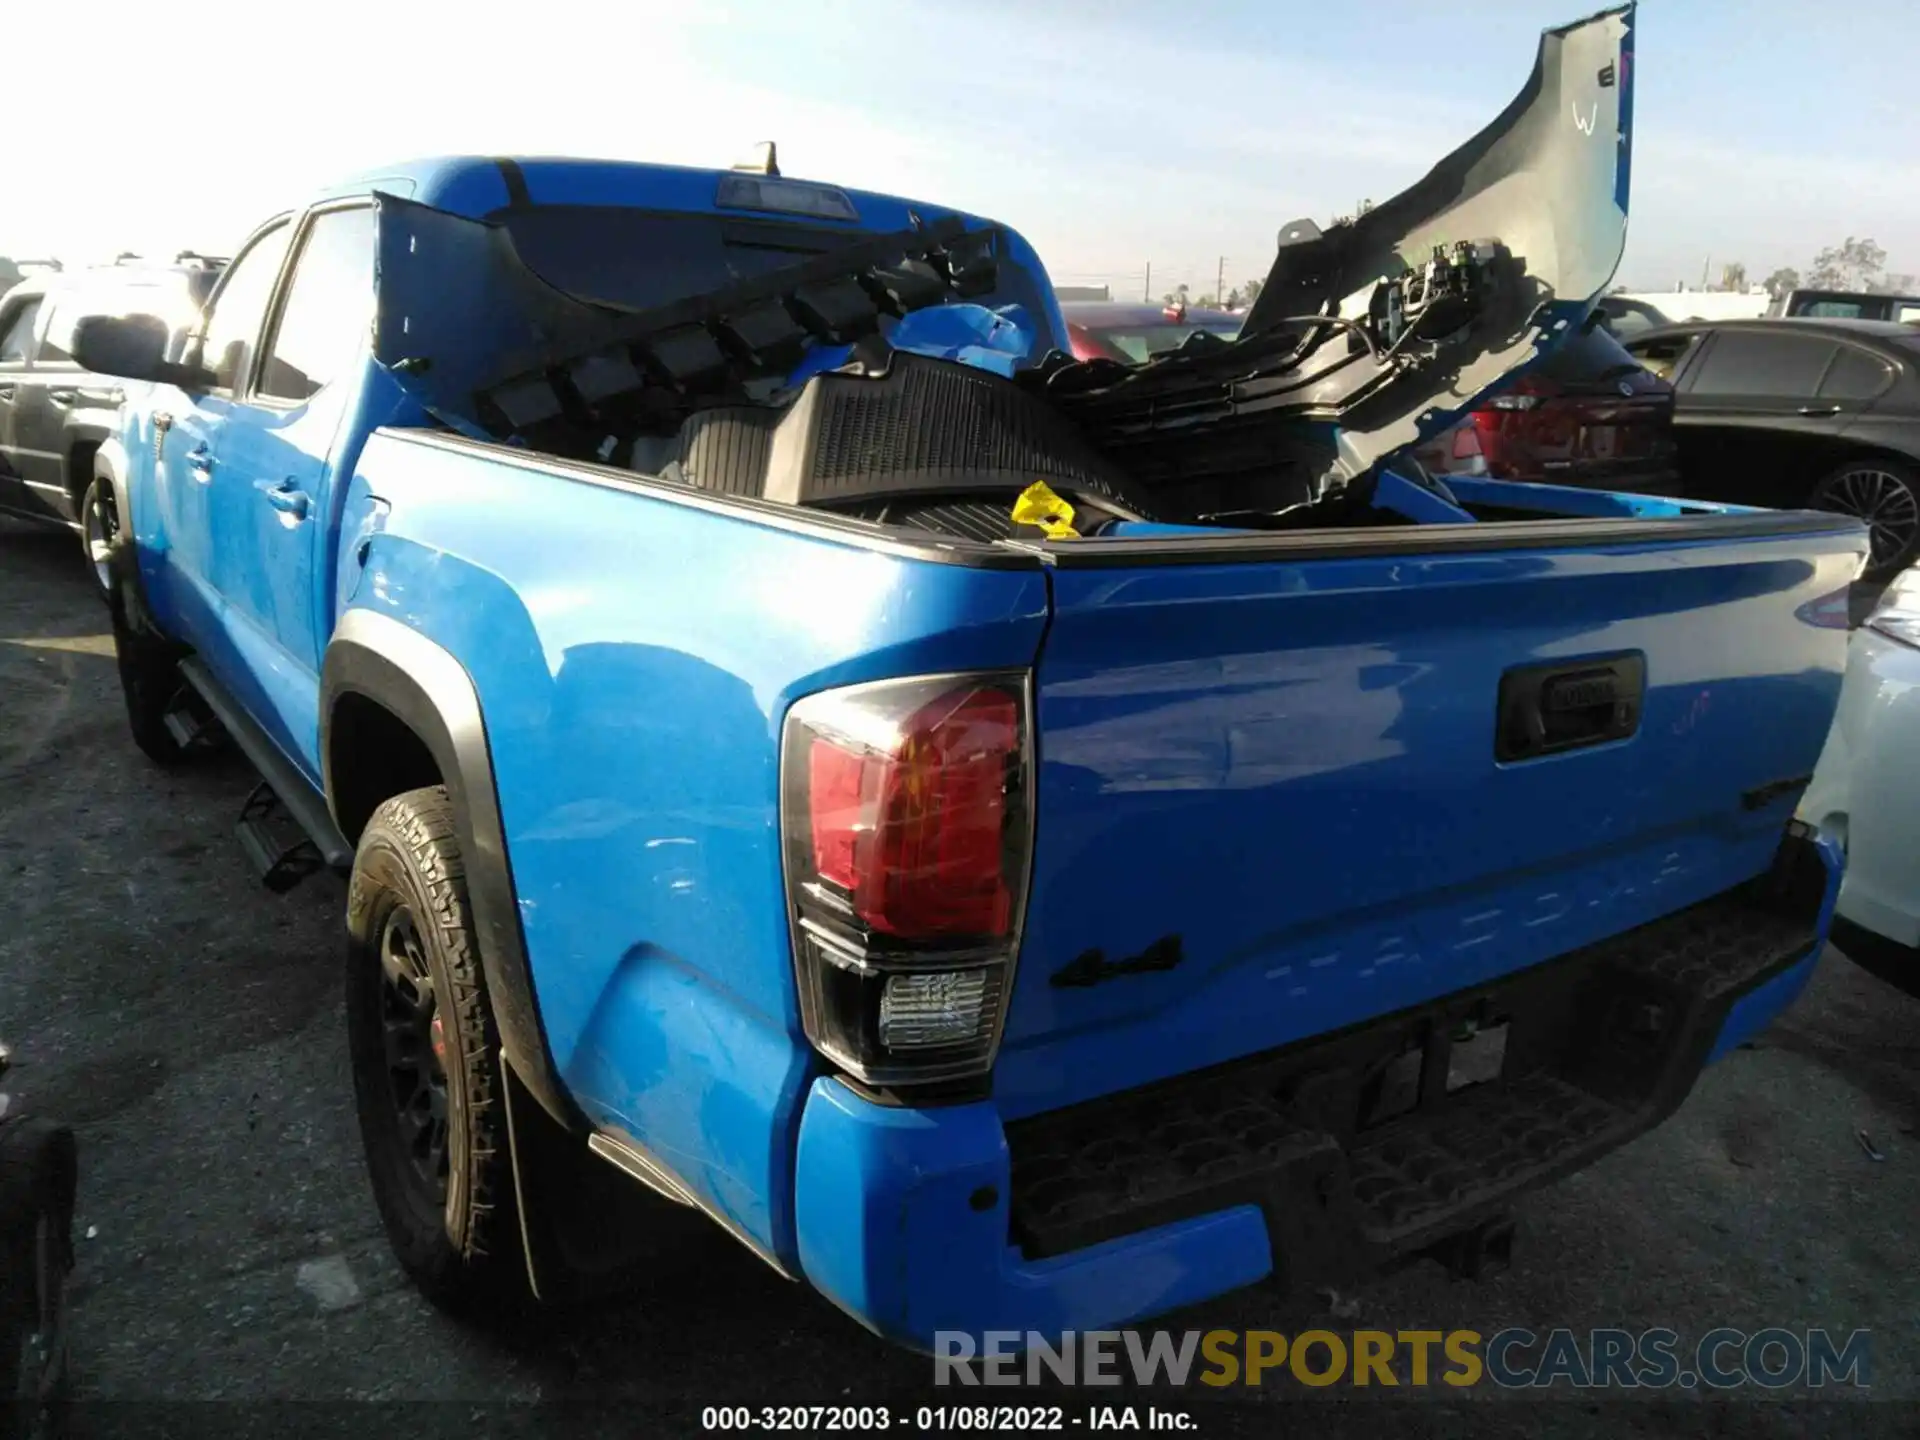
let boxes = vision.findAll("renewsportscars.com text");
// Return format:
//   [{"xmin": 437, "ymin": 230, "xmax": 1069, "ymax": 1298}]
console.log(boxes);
[{"xmin": 934, "ymin": 1327, "xmax": 1871, "ymax": 1390}]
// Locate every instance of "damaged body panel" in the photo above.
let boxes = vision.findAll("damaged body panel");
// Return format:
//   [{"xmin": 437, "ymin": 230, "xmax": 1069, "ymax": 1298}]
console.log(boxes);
[
  {"xmin": 370, "ymin": 7, "xmax": 1637, "ymax": 539},
  {"xmin": 1035, "ymin": 3, "xmax": 1638, "ymax": 520}
]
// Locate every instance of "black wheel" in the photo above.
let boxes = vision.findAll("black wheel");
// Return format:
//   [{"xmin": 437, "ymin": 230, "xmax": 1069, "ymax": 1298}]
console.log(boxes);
[
  {"xmin": 0, "ymin": 1119, "xmax": 77, "ymax": 1440},
  {"xmin": 1810, "ymin": 459, "xmax": 1920, "ymax": 579},
  {"xmin": 345, "ymin": 786, "xmax": 523, "ymax": 1314},
  {"xmin": 77, "ymin": 477, "xmax": 117, "ymax": 602}
]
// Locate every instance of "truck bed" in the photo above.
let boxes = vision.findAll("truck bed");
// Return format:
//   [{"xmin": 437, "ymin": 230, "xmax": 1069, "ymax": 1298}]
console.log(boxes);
[{"xmin": 335, "ymin": 418, "xmax": 1861, "ymax": 1280}]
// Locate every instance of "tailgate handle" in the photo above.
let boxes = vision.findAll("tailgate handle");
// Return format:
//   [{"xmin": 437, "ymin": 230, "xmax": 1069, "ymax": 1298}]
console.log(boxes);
[{"xmin": 1496, "ymin": 653, "xmax": 1644, "ymax": 762}]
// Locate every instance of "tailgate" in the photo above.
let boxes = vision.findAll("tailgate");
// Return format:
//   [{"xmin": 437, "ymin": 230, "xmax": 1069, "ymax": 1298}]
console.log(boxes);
[{"xmin": 995, "ymin": 517, "xmax": 1864, "ymax": 1118}]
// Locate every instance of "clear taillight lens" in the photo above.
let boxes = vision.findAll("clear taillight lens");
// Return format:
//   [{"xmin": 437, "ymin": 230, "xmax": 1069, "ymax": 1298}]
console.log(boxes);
[
  {"xmin": 781, "ymin": 672, "xmax": 1033, "ymax": 1088},
  {"xmin": 1867, "ymin": 566, "xmax": 1920, "ymax": 649}
]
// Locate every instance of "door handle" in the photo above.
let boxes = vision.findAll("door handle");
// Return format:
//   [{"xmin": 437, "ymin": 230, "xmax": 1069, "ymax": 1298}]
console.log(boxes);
[
  {"xmin": 0, "ymin": 386, "xmax": 13, "ymax": 402},
  {"xmin": 1797, "ymin": 403, "xmax": 1842, "ymax": 417},
  {"xmin": 256, "ymin": 477, "xmax": 311, "ymax": 521},
  {"xmin": 48, "ymin": 389, "xmax": 77, "ymax": 407},
  {"xmin": 186, "ymin": 445, "xmax": 214, "ymax": 479}
]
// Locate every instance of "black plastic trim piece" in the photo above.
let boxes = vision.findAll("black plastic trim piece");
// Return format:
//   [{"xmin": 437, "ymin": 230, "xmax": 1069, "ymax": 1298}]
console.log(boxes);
[
  {"xmin": 1495, "ymin": 652, "xmax": 1644, "ymax": 763},
  {"xmin": 493, "ymin": 157, "xmax": 531, "ymax": 209},
  {"xmin": 381, "ymin": 428, "xmax": 1870, "ymax": 575},
  {"xmin": 176, "ymin": 657, "xmax": 351, "ymax": 869},
  {"xmin": 320, "ymin": 608, "xmax": 579, "ymax": 1131},
  {"xmin": 1014, "ymin": 508, "xmax": 1870, "ymax": 568},
  {"xmin": 1005, "ymin": 829, "xmax": 1830, "ymax": 1273}
]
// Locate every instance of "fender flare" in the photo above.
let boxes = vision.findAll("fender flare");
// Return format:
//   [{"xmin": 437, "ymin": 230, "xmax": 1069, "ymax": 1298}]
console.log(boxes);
[
  {"xmin": 92, "ymin": 437, "xmax": 134, "ymax": 528},
  {"xmin": 321, "ymin": 607, "xmax": 578, "ymax": 1131},
  {"xmin": 92, "ymin": 438, "xmax": 170, "ymax": 639}
]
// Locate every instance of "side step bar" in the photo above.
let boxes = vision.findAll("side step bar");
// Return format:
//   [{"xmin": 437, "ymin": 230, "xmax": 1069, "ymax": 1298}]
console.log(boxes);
[{"xmin": 176, "ymin": 658, "xmax": 352, "ymax": 885}]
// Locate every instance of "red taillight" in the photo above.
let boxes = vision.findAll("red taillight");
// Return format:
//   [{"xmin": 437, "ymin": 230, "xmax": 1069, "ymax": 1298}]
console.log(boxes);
[
  {"xmin": 1068, "ymin": 324, "xmax": 1129, "ymax": 365},
  {"xmin": 1483, "ymin": 373, "xmax": 1559, "ymax": 411},
  {"xmin": 805, "ymin": 688, "xmax": 1017, "ymax": 939},
  {"xmin": 783, "ymin": 673, "xmax": 1033, "ymax": 1085}
]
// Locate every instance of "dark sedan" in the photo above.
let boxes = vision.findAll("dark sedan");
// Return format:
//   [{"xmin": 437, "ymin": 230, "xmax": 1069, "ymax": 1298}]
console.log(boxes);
[
  {"xmin": 1413, "ymin": 321, "xmax": 1678, "ymax": 494},
  {"xmin": 1623, "ymin": 318, "xmax": 1920, "ymax": 577}
]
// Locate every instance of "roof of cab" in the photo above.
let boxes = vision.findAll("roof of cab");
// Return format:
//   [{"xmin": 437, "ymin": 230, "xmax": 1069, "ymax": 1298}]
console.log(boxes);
[{"xmin": 306, "ymin": 155, "xmax": 1002, "ymax": 234}]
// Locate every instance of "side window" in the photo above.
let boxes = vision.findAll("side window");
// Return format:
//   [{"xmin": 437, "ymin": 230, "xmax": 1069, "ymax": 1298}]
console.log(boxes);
[
  {"xmin": 257, "ymin": 206, "xmax": 376, "ymax": 403},
  {"xmin": 0, "ymin": 298, "xmax": 43, "ymax": 364},
  {"xmin": 1818, "ymin": 346, "xmax": 1895, "ymax": 401},
  {"xmin": 1802, "ymin": 300, "xmax": 1867, "ymax": 319},
  {"xmin": 38, "ymin": 300, "xmax": 82, "ymax": 366},
  {"xmin": 1687, "ymin": 332, "xmax": 1836, "ymax": 397},
  {"xmin": 198, "ymin": 222, "xmax": 295, "ymax": 393}
]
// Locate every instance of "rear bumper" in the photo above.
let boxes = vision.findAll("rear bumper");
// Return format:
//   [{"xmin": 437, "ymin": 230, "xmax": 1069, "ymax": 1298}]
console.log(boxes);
[{"xmin": 792, "ymin": 830, "xmax": 1839, "ymax": 1349}]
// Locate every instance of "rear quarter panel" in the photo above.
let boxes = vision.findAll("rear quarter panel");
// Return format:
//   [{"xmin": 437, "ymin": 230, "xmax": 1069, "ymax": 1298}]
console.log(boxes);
[{"xmin": 336, "ymin": 431, "xmax": 1049, "ymax": 1263}]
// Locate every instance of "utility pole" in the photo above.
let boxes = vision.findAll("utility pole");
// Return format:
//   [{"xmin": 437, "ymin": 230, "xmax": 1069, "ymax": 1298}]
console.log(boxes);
[
  {"xmin": 1144, "ymin": 260, "xmax": 1151, "ymax": 303},
  {"xmin": 1216, "ymin": 255, "xmax": 1225, "ymax": 306}
]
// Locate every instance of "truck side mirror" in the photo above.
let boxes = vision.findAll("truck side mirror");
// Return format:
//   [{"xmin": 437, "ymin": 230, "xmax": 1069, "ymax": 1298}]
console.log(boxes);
[{"xmin": 71, "ymin": 313, "xmax": 214, "ymax": 389}]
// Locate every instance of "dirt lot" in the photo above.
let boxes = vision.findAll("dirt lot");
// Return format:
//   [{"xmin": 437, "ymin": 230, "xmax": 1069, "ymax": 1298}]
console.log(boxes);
[{"xmin": 4, "ymin": 516, "xmax": 1920, "ymax": 1435}]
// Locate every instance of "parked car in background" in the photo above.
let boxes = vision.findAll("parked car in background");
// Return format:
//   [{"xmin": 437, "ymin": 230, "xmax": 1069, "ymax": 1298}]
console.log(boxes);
[
  {"xmin": 1060, "ymin": 299, "xmax": 1242, "ymax": 363},
  {"xmin": 1800, "ymin": 565, "xmax": 1920, "ymax": 995},
  {"xmin": 1775, "ymin": 289, "xmax": 1920, "ymax": 325},
  {"xmin": 1622, "ymin": 318, "xmax": 1920, "ymax": 577},
  {"xmin": 0, "ymin": 254, "xmax": 225, "ymax": 593},
  {"xmin": 1412, "ymin": 321, "xmax": 1678, "ymax": 492}
]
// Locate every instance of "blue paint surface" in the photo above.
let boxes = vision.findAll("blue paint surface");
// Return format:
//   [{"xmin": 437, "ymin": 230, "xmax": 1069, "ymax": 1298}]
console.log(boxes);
[
  {"xmin": 1000, "ymin": 529, "xmax": 1858, "ymax": 1118},
  {"xmin": 345, "ymin": 433, "xmax": 1049, "ymax": 1260}
]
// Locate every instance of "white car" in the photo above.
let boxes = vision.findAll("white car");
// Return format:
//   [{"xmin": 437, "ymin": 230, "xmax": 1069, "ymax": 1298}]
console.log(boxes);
[{"xmin": 1800, "ymin": 568, "xmax": 1920, "ymax": 992}]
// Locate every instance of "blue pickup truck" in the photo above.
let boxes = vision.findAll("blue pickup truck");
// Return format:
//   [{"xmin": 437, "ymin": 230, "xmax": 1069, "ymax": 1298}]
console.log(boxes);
[{"xmin": 72, "ymin": 6, "xmax": 1861, "ymax": 1346}]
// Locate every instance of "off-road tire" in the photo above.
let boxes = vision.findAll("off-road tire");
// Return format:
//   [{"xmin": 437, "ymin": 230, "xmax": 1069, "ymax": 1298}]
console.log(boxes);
[
  {"xmin": 77, "ymin": 475, "xmax": 116, "ymax": 603},
  {"xmin": 345, "ymin": 786, "xmax": 524, "ymax": 1314}
]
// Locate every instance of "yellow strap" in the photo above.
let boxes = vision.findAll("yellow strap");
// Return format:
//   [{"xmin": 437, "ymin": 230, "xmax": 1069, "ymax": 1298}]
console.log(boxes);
[{"xmin": 1011, "ymin": 480, "xmax": 1080, "ymax": 540}]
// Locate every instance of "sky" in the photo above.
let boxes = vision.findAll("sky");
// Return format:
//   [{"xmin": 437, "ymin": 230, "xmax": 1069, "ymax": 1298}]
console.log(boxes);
[{"xmin": 4, "ymin": 0, "xmax": 1916, "ymax": 297}]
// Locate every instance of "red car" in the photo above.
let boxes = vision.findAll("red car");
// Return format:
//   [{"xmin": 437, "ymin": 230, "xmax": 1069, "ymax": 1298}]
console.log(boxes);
[
  {"xmin": 1414, "ymin": 322, "xmax": 1678, "ymax": 490},
  {"xmin": 1061, "ymin": 299, "xmax": 1243, "ymax": 365}
]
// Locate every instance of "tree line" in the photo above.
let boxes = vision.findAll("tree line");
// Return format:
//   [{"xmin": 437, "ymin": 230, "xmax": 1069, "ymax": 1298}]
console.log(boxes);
[{"xmin": 1753, "ymin": 238, "xmax": 1912, "ymax": 300}]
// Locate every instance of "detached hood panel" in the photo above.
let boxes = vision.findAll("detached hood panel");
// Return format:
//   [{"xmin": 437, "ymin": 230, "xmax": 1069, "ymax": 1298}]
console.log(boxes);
[
  {"xmin": 368, "ymin": 4, "xmax": 1636, "ymax": 514},
  {"xmin": 1038, "ymin": 3, "xmax": 1638, "ymax": 491}
]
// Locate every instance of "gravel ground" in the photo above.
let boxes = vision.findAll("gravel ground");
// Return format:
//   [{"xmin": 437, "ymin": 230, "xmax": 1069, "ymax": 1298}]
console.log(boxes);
[{"xmin": 2, "ymin": 516, "xmax": 1917, "ymax": 1437}]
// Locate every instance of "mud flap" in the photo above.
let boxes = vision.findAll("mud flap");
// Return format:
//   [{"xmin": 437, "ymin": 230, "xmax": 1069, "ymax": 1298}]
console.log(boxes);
[{"xmin": 499, "ymin": 1051, "xmax": 715, "ymax": 1306}]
